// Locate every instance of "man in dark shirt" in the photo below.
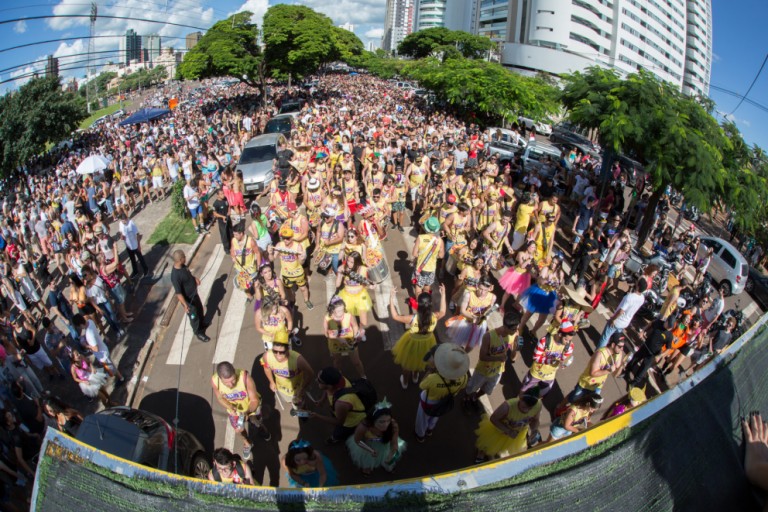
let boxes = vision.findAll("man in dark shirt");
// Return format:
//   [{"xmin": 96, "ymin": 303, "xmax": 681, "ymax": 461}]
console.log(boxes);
[
  {"xmin": 625, "ymin": 316, "xmax": 675, "ymax": 388},
  {"xmin": 212, "ymin": 189, "xmax": 232, "ymax": 252},
  {"xmin": 46, "ymin": 279, "xmax": 78, "ymax": 341},
  {"xmin": 275, "ymin": 141, "xmax": 294, "ymax": 181},
  {"xmin": 690, "ymin": 316, "xmax": 736, "ymax": 372},
  {"xmin": 170, "ymin": 250, "xmax": 209, "ymax": 342},
  {"xmin": 572, "ymin": 226, "xmax": 601, "ymax": 288}
]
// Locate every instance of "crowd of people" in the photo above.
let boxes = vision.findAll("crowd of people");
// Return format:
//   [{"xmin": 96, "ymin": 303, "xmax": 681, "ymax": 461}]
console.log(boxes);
[{"xmin": 0, "ymin": 71, "xmax": 749, "ymax": 498}]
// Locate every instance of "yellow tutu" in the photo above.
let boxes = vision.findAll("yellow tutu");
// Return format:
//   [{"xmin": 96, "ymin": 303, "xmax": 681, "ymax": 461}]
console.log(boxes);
[
  {"xmin": 474, "ymin": 415, "xmax": 527, "ymax": 458},
  {"xmin": 338, "ymin": 288, "xmax": 372, "ymax": 316},
  {"xmin": 392, "ymin": 331, "xmax": 436, "ymax": 372}
]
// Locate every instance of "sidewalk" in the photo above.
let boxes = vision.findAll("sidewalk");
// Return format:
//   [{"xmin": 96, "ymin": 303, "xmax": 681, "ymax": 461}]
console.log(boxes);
[{"xmin": 44, "ymin": 196, "xmax": 207, "ymax": 413}]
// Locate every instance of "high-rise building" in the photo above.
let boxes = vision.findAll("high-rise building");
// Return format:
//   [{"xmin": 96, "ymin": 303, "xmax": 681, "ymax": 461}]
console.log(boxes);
[
  {"xmin": 474, "ymin": 0, "xmax": 712, "ymax": 97},
  {"xmin": 186, "ymin": 31, "xmax": 202, "ymax": 50},
  {"xmin": 382, "ymin": 0, "xmax": 415, "ymax": 53},
  {"xmin": 142, "ymin": 34, "xmax": 161, "ymax": 65},
  {"xmin": 119, "ymin": 29, "xmax": 142, "ymax": 64},
  {"xmin": 45, "ymin": 55, "xmax": 59, "ymax": 78},
  {"xmin": 413, "ymin": 0, "xmax": 475, "ymax": 32}
]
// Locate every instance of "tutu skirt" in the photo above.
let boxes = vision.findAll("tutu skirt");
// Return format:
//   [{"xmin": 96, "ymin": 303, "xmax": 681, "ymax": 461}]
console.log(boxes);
[
  {"xmin": 79, "ymin": 371, "xmax": 108, "ymax": 398},
  {"xmin": 338, "ymin": 288, "xmax": 373, "ymax": 316},
  {"xmin": 392, "ymin": 332, "xmax": 436, "ymax": 372},
  {"xmin": 345, "ymin": 435, "xmax": 407, "ymax": 471},
  {"xmin": 287, "ymin": 456, "xmax": 339, "ymax": 487},
  {"xmin": 445, "ymin": 316, "xmax": 488, "ymax": 350},
  {"xmin": 498, "ymin": 268, "xmax": 531, "ymax": 296},
  {"xmin": 474, "ymin": 415, "xmax": 528, "ymax": 457},
  {"xmin": 519, "ymin": 285, "xmax": 557, "ymax": 315}
]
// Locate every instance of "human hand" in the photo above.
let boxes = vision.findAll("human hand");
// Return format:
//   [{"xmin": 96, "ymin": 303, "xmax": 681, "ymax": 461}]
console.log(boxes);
[
  {"xmin": 269, "ymin": 382, "xmax": 276, "ymax": 393},
  {"xmin": 743, "ymin": 411, "xmax": 768, "ymax": 490}
]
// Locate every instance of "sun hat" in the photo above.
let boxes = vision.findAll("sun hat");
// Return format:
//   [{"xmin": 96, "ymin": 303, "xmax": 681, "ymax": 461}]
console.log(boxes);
[
  {"xmin": 279, "ymin": 226, "xmax": 294, "ymax": 238},
  {"xmin": 559, "ymin": 320, "xmax": 576, "ymax": 334},
  {"xmin": 559, "ymin": 285, "xmax": 594, "ymax": 313},
  {"xmin": 423, "ymin": 216, "xmax": 440, "ymax": 234},
  {"xmin": 307, "ymin": 178, "xmax": 321, "ymax": 190},
  {"xmin": 434, "ymin": 344, "xmax": 469, "ymax": 380}
]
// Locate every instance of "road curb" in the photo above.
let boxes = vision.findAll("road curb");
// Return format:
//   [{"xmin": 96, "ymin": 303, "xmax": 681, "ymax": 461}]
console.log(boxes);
[{"xmin": 125, "ymin": 233, "xmax": 208, "ymax": 408}]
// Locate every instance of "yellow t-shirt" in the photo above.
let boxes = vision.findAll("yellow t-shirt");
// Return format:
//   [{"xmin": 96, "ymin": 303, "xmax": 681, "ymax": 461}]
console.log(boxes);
[
  {"xmin": 499, "ymin": 398, "xmax": 542, "ymax": 438},
  {"xmin": 577, "ymin": 347, "xmax": 618, "ymax": 391},
  {"xmin": 320, "ymin": 221, "xmax": 343, "ymax": 255},
  {"xmin": 475, "ymin": 330, "xmax": 511, "ymax": 377},
  {"xmin": 416, "ymin": 234, "xmax": 440, "ymax": 273},
  {"xmin": 420, "ymin": 373, "xmax": 468, "ymax": 401},
  {"xmin": 261, "ymin": 351, "xmax": 303, "ymax": 398},
  {"xmin": 328, "ymin": 378, "xmax": 366, "ymax": 428},
  {"xmin": 514, "ymin": 203, "xmax": 535, "ymax": 233}
]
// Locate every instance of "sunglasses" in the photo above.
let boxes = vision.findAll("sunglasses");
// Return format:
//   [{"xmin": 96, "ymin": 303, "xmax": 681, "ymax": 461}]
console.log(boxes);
[{"xmin": 272, "ymin": 349, "xmax": 287, "ymax": 355}]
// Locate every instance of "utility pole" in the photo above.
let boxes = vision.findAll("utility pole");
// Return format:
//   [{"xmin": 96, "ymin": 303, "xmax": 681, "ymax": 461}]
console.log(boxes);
[{"xmin": 86, "ymin": 3, "xmax": 97, "ymax": 113}]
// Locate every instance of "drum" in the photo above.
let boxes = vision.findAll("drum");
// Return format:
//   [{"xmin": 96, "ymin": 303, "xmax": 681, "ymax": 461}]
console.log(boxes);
[
  {"xmin": 233, "ymin": 270, "xmax": 255, "ymax": 291},
  {"xmin": 312, "ymin": 248, "xmax": 332, "ymax": 271},
  {"xmin": 368, "ymin": 255, "xmax": 390, "ymax": 284},
  {"xmin": 265, "ymin": 207, "xmax": 284, "ymax": 234}
]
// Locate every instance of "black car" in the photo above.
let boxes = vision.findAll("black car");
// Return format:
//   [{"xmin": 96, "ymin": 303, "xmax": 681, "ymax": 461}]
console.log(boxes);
[
  {"xmin": 549, "ymin": 124, "xmax": 600, "ymax": 156},
  {"xmin": 746, "ymin": 267, "xmax": 768, "ymax": 310},
  {"xmin": 264, "ymin": 114, "xmax": 296, "ymax": 137},
  {"xmin": 278, "ymin": 101, "xmax": 303, "ymax": 115},
  {"xmin": 76, "ymin": 407, "xmax": 210, "ymax": 479}
]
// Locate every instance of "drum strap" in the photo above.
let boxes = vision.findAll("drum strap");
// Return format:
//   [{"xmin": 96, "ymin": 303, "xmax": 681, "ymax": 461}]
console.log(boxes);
[
  {"xmin": 240, "ymin": 236, "xmax": 250, "ymax": 268},
  {"xmin": 417, "ymin": 237, "xmax": 439, "ymax": 274}
]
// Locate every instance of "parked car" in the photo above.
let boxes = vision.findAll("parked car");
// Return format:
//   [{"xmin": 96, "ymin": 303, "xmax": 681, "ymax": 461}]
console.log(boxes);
[
  {"xmin": 521, "ymin": 141, "xmax": 562, "ymax": 178},
  {"xmin": 237, "ymin": 133, "xmax": 285, "ymax": 195},
  {"xmin": 486, "ymin": 127, "xmax": 527, "ymax": 161},
  {"xmin": 264, "ymin": 114, "xmax": 296, "ymax": 137},
  {"xmin": 517, "ymin": 116, "xmax": 552, "ymax": 136},
  {"xmin": 697, "ymin": 236, "xmax": 749, "ymax": 296},
  {"xmin": 278, "ymin": 101, "xmax": 302, "ymax": 116},
  {"xmin": 745, "ymin": 267, "xmax": 768, "ymax": 310},
  {"xmin": 76, "ymin": 407, "xmax": 210, "ymax": 479},
  {"xmin": 550, "ymin": 124, "xmax": 600, "ymax": 155}
]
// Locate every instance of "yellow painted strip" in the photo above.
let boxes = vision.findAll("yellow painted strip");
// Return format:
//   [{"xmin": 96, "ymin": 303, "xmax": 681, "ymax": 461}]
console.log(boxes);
[{"xmin": 585, "ymin": 410, "xmax": 633, "ymax": 446}]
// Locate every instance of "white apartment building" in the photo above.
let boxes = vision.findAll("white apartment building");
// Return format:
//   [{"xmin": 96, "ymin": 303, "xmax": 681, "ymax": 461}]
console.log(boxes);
[
  {"xmin": 473, "ymin": 0, "xmax": 712, "ymax": 97},
  {"xmin": 383, "ymin": 0, "xmax": 415, "ymax": 53},
  {"xmin": 413, "ymin": 0, "xmax": 477, "ymax": 33}
]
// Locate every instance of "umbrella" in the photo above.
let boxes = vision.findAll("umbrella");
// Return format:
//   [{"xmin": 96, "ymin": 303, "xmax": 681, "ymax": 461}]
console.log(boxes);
[
  {"xmin": 118, "ymin": 107, "xmax": 171, "ymax": 126},
  {"xmin": 76, "ymin": 155, "xmax": 111, "ymax": 175}
]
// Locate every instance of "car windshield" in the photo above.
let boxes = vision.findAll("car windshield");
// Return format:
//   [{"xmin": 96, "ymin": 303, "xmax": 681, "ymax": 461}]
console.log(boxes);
[
  {"xmin": 279, "ymin": 103, "xmax": 301, "ymax": 114},
  {"xmin": 239, "ymin": 145, "xmax": 276, "ymax": 164},
  {"xmin": 265, "ymin": 118, "xmax": 292, "ymax": 134}
]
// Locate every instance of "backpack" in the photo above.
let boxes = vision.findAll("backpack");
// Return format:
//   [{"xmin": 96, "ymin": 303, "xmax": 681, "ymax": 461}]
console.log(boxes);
[{"xmin": 333, "ymin": 378, "xmax": 377, "ymax": 415}]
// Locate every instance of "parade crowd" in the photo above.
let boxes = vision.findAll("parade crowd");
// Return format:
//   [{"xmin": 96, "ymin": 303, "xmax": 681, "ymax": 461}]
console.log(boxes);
[{"xmin": 0, "ymin": 72, "xmax": 746, "ymax": 495}]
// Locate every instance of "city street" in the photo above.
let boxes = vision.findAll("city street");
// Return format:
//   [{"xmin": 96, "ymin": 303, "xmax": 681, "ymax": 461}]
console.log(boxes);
[{"xmin": 129, "ymin": 197, "xmax": 763, "ymax": 487}]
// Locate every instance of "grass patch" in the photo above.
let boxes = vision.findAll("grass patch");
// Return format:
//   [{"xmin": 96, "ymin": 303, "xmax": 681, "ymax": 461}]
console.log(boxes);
[
  {"xmin": 147, "ymin": 213, "xmax": 199, "ymax": 245},
  {"xmin": 79, "ymin": 103, "xmax": 127, "ymax": 129}
]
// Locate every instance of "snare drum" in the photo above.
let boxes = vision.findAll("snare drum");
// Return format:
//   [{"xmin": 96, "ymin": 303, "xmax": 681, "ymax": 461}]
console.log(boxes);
[
  {"xmin": 233, "ymin": 270, "xmax": 256, "ymax": 291},
  {"xmin": 312, "ymin": 249, "xmax": 332, "ymax": 271},
  {"xmin": 265, "ymin": 207, "xmax": 284, "ymax": 234},
  {"xmin": 368, "ymin": 257, "xmax": 389, "ymax": 284}
]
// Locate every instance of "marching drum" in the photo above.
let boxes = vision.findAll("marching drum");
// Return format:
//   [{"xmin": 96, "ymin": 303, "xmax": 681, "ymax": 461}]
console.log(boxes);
[
  {"xmin": 265, "ymin": 207, "xmax": 284, "ymax": 234},
  {"xmin": 312, "ymin": 248, "xmax": 332, "ymax": 271},
  {"xmin": 366, "ymin": 250, "xmax": 390, "ymax": 283},
  {"xmin": 233, "ymin": 270, "xmax": 256, "ymax": 291}
]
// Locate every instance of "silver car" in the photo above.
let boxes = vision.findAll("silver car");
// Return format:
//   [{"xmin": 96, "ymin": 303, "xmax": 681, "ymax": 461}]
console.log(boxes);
[{"xmin": 237, "ymin": 133, "xmax": 285, "ymax": 195}]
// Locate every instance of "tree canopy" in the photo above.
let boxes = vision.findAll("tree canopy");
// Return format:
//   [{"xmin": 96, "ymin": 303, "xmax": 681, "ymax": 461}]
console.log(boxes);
[
  {"xmin": 397, "ymin": 28, "xmax": 494, "ymax": 60},
  {"xmin": 0, "ymin": 76, "xmax": 86, "ymax": 177},
  {"xmin": 262, "ymin": 4, "xmax": 363, "ymax": 80},
  {"xmin": 558, "ymin": 66, "xmax": 768, "ymax": 243},
  {"xmin": 176, "ymin": 12, "xmax": 262, "ymax": 87}
]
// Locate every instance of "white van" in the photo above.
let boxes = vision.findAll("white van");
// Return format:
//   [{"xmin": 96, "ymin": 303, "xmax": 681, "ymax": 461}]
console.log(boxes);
[{"xmin": 697, "ymin": 236, "xmax": 749, "ymax": 296}]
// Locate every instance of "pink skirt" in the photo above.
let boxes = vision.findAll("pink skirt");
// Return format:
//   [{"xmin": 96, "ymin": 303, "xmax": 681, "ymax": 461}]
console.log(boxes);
[{"xmin": 499, "ymin": 268, "xmax": 531, "ymax": 296}]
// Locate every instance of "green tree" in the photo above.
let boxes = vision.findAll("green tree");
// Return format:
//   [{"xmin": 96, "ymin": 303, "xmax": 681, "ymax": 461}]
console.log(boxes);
[
  {"xmin": 262, "ymin": 4, "xmax": 337, "ymax": 80},
  {"xmin": 398, "ymin": 28, "xmax": 493, "ymax": 60},
  {"xmin": 559, "ymin": 67, "xmax": 731, "ymax": 247},
  {"xmin": 177, "ymin": 12, "xmax": 263, "ymax": 88},
  {"xmin": 331, "ymin": 26, "xmax": 365, "ymax": 65},
  {"xmin": 0, "ymin": 76, "xmax": 86, "ymax": 177}
]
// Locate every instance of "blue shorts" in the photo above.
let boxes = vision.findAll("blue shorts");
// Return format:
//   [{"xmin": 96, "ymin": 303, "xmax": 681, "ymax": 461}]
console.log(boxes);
[
  {"xmin": 567, "ymin": 384, "xmax": 600, "ymax": 404},
  {"xmin": 189, "ymin": 205, "xmax": 203, "ymax": 218},
  {"xmin": 549, "ymin": 419, "xmax": 572, "ymax": 440}
]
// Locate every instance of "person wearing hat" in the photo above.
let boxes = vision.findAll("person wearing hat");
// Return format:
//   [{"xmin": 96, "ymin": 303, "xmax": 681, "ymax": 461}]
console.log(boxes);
[
  {"xmin": 316, "ymin": 208, "xmax": 346, "ymax": 274},
  {"xmin": 268, "ymin": 225, "xmax": 312, "ymax": 310},
  {"xmin": 474, "ymin": 391, "xmax": 542, "ymax": 462},
  {"xmin": 281, "ymin": 204, "xmax": 311, "ymax": 252},
  {"xmin": 310, "ymin": 367, "xmax": 367, "ymax": 444},
  {"xmin": 411, "ymin": 216, "xmax": 445, "ymax": 296},
  {"xmin": 414, "ymin": 344, "xmax": 469, "ymax": 442},
  {"xmin": 561, "ymin": 333, "xmax": 626, "ymax": 410},
  {"xmin": 438, "ymin": 194, "xmax": 458, "ymax": 225},
  {"xmin": 303, "ymin": 177, "xmax": 325, "ymax": 230},
  {"xmin": 548, "ymin": 392, "xmax": 603, "ymax": 441},
  {"xmin": 464, "ymin": 312, "xmax": 522, "ymax": 410},
  {"xmin": 520, "ymin": 320, "xmax": 576, "ymax": 397},
  {"xmin": 547, "ymin": 286, "xmax": 593, "ymax": 335},
  {"xmin": 604, "ymin": 386, "xmax": 647, "ymax": 419},
  {"xmin": 231, "ymin": 222, "xmax": 262, "ymax": 301},
  {"xmin": 511, "ymin": 191, "xmax": 538, "ymax": 252}
]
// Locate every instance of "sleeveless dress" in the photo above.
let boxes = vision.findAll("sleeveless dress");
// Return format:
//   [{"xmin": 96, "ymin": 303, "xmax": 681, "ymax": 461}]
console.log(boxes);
[
  {"xmin": 519, "ymin": 271, "xmax": 559, "ymax": 315},
  {"xmin": 391, "ymin": 314, "xmax": 438, "ymax": 372},
  {"xmin": 475, "ymin": 398, "xmax": 542, "ymax": 457},
  {"xmin": 445, "ymin": 292, "xmax": 495, "ymax": 349},
  {"xmin": 337, "ymin": 267, "xmax": 373, "ymax": 316},
  {"xmin": 345, "ymin": 427, "xmax": 407, "ymax": 471},
  {"xmin": 498, "ymin": 263, "xmax": 532, "ymax": 296},
  {"xmin": 286, "ymin": 456, "xmax": 339, "ymax": 487}
]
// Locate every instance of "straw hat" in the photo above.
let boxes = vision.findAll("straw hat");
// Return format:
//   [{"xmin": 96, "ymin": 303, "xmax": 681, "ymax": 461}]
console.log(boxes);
[
  {"xmin": 559, "ymin": 285, "xmax": 594, "ymax": 313},
  {"xmin": 434, "ymin": 344, "xmax": 469, "ymax": 380},
  {"xmin": 307, "ymin": 178, "xmax": 321, "ymax": 190}
]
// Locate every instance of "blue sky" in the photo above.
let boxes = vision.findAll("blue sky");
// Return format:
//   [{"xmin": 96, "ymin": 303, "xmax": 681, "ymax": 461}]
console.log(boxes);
[{"xmin": 0, "ymin": 0, "xmax": 765, "ymax": 151}]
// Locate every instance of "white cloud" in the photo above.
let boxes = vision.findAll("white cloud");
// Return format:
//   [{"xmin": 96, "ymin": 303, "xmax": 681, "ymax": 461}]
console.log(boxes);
[
  {"xmin": 10, "ymin": 65, "xmax": 36, "ymax": 88},
  {"xmin": 364, "ymin": 27, "xmax": 384, "ymax": 39},
  {"xmin": 295, "ymin": 0, "xmax": 386, "ymax": 27},
  {"xmin": 13, "ymin": 20, "xmax": 27, "ymax": 34},
  {"xmin": 722, "ymin": 112, "xmax": 751, "ymax": 129},
  {"xmin": 230, "ymin": 0, "xmax": 269, "ymax": 27}
]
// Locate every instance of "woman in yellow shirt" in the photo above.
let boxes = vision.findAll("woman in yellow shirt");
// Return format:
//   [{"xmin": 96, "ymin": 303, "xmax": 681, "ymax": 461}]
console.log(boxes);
[
  {"xmin": 475, "ymin": 393, "xmax": 541, "ymax": 462},
  {"xmin": 336, "ymin": 251, "xmax": 374, "ymax": 335},
  {"xmin": 323, "ymin": 296, "xmax": 364, "ymax": 378}
]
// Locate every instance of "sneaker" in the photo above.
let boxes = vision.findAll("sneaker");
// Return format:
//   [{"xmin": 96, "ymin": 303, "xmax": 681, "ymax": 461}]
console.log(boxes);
[
  {"xmin": 196, "ymin": 333, "xmax": 211, "ymax": 342},
  {"xmin": 242, "ymin": 444, "xmax": 253, "ymax": 461},
  {"xmin": 399, "ymin": 374, "xmax": 408, "ymax": 390},
  {"xmin": 305, "ymin": 300, "xmax": 314, "ymax": 311},
  {"xmin": 258, "ymin": 426, "xmax": 272, "ymax": 441},
  {"xmin": 426, "ymin": 428, "xmax": 434, "ymax": 437},
  {"xmin": 414, "ymin": 431, "xmax": 425, "ymax": 443},
  {"xmin": 411, "ymin": 371, "xmax": 419, "ymax": 383}
]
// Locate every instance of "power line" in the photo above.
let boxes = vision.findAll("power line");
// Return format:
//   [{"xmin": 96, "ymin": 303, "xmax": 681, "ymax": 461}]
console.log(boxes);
[
  {"xmin": 709, "ymin": 84, "xmax": 768, "ymax": 115},
  {"xmin": 0, "ymin": 14, "xmax": 206, "ymax": 31},
  {"xmin": 728, "ymin": 53, "xmax": 768, "ymax": 116}
]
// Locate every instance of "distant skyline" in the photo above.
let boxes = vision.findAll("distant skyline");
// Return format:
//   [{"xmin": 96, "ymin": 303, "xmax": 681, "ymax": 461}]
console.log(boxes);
[{"xmin": 0, "ymin": 0, "xmax": 764, "ymax": 150}]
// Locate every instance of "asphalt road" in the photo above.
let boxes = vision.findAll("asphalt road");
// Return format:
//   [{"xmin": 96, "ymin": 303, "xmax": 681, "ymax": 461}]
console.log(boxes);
[{"xmin": 131, "ymin": 201, "xmax": 763, "ymax": 487}]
